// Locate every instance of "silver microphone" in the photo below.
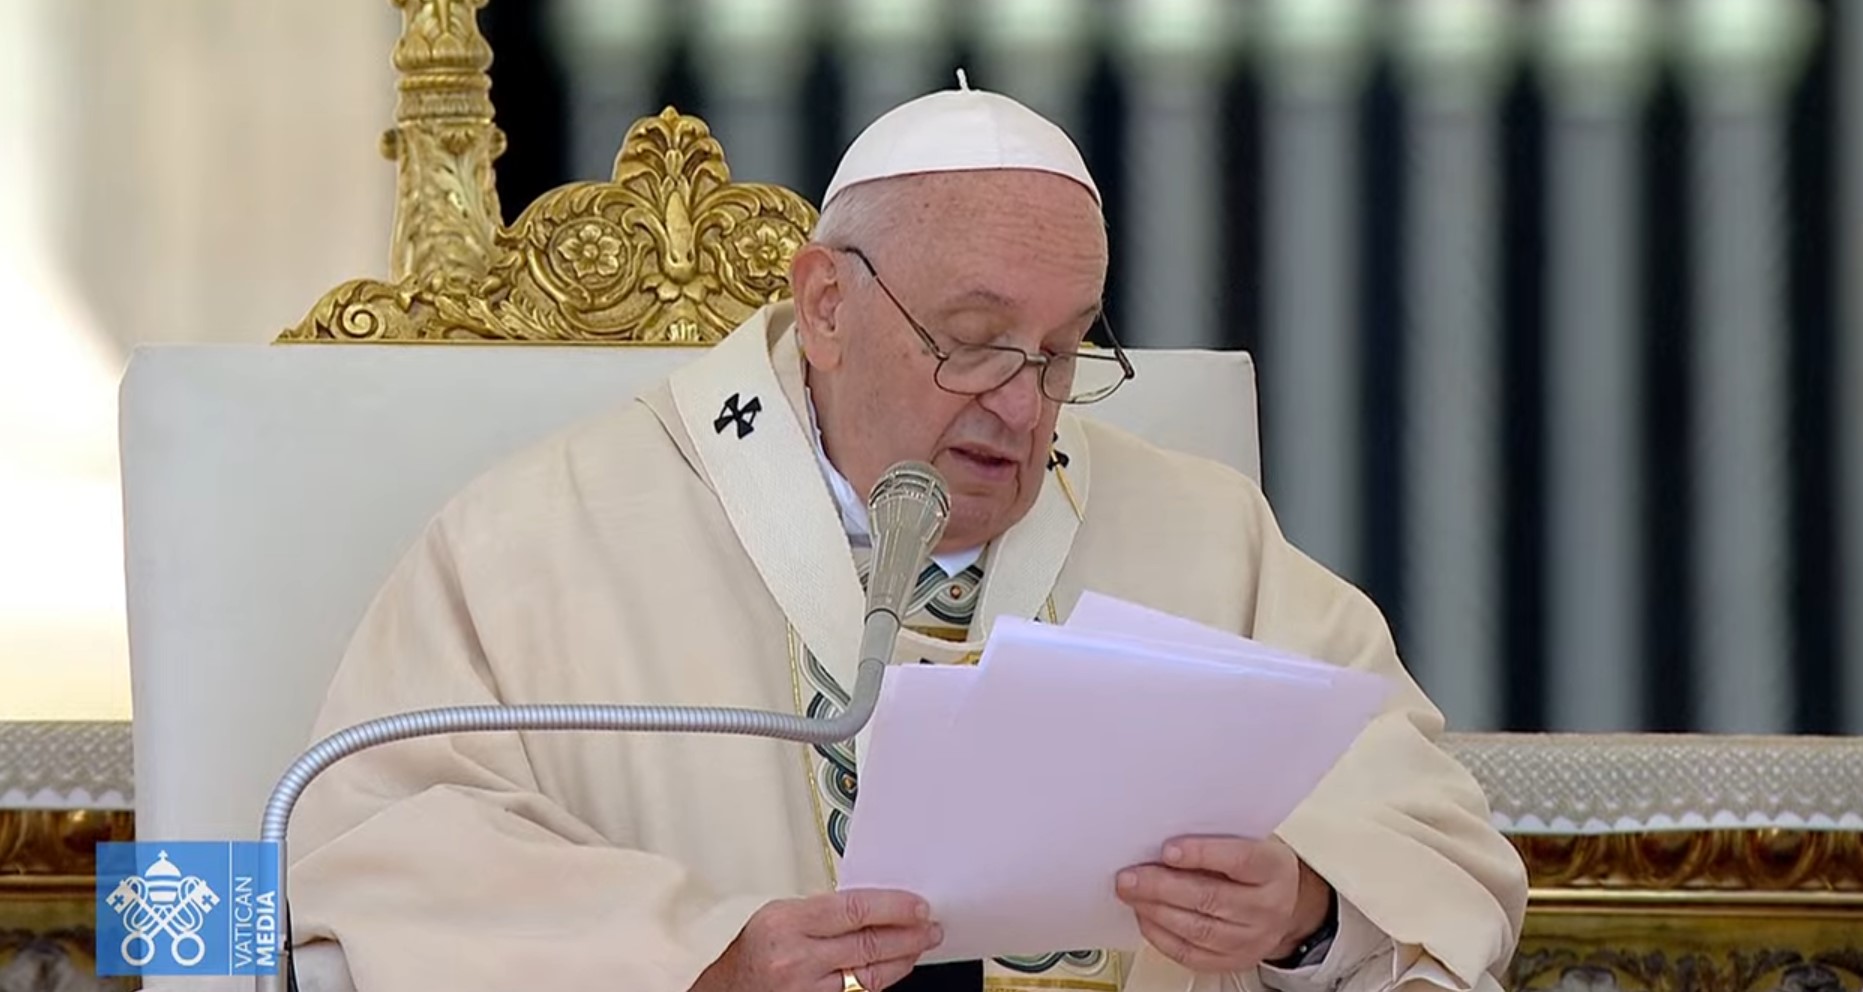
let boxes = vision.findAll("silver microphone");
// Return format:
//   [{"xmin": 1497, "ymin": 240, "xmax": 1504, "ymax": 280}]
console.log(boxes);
[
  {"xmin": 859, "ymin": 460, "xmax": 952, "ymax": 668},
  {"xmin": 253, "ymin": 461, "xmax": 949, "ymax": 992}
]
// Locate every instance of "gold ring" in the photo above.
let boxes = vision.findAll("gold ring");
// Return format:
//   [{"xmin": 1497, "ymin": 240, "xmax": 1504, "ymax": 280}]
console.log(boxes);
[{"xmin": 842, "ymin": 970, "xmax": 868, "ymax": 992}]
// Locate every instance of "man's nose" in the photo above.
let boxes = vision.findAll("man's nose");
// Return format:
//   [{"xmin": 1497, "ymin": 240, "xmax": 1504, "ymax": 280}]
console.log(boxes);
[{"xmin": 979, "ymin": 362, "xmax": 1044, "ymax": 432}]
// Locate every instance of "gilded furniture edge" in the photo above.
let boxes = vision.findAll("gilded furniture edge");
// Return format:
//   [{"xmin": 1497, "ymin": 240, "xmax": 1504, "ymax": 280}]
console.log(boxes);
[{"xmin": 277, "ymin": 3, "xmax": 814, "ymax": 345}]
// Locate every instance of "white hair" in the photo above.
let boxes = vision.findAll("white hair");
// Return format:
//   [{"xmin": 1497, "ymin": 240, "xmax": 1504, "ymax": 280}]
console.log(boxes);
[
  {"xmin": 809, "ymin": 172, "xmax": 1109, "ymax": 278},
  {"xmin": 809, "ymin": 179, "xmax": 917, "ymax": 280}
]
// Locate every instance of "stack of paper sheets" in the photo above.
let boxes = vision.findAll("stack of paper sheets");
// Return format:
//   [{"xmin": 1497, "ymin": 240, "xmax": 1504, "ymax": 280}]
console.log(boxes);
[{"xmin": 837, "ymin": 591, "xmax": 1392, "ymax": 963}]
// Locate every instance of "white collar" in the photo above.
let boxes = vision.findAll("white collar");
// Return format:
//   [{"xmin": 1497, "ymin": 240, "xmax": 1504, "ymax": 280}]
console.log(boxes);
[{"xmin": 804, "ymin": 384, "xmax": 984, "ymax": 578}]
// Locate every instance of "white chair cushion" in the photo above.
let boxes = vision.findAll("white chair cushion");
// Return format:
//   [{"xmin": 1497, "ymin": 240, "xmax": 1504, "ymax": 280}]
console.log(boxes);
[{"xmin": 120, "ymin": 342, "xmax": 1258, "ymax": 845}]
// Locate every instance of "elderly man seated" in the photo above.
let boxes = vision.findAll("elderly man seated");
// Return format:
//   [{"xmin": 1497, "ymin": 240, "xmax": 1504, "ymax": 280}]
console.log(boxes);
[{"xmin": 287, "ymin": 82, "xmax": 1527, "ymax": 992}]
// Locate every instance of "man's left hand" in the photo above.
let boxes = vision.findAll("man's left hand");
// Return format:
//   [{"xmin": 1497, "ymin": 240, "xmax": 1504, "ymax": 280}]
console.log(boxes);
[{"xmin": 1114, "ymin": 836, "xmax": 1331, "ymax": 974}]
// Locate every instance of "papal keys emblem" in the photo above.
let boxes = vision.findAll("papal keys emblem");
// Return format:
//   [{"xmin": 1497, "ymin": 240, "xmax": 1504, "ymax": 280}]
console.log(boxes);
[{"xmin": 104, "ymin": 850, "xmax": 222, "ymax": 967}]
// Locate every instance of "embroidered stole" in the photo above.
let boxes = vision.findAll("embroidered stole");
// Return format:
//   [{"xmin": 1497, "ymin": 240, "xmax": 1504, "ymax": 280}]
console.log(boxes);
[
  {"xmin": 808, "ymin": 556, "xmax": 1122, "ymax": 992},
  {"xmin": 655, "ymin": 304, "xmax": 1117, "ymax": 992}
]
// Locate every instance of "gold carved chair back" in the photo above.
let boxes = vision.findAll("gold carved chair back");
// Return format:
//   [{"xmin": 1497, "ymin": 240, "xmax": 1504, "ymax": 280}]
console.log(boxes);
[{"xmin": 280, "ymin": 0, "xmax": 814, "ymax": 346}]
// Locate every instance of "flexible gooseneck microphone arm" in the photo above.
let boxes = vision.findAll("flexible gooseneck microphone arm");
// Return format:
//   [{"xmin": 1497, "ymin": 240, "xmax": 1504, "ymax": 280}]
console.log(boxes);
[{"xmin": 253, "ymin": 461, "xmax": 951, "ymax": 992}]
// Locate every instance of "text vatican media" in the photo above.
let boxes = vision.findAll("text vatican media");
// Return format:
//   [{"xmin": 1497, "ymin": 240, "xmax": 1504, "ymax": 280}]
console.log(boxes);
[{"xmin": 231, "ymin": 874, "xmax": 280, "ymax": 971}]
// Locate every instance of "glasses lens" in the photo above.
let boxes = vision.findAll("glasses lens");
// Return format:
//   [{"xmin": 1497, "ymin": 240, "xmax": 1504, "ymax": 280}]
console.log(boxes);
[
  {"xmin": 938, "ymin": 346, "xmax": 1027, "ymax": 394},
  {"xmin": 1058, "ymin": 353, "xmax": 1127, "ymax": 403}
]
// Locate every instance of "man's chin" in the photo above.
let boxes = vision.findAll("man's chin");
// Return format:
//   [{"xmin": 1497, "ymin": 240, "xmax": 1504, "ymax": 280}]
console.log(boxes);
[{"xmin": 939, "ymin": 491, "xmax": 1031, "ymax": 552}]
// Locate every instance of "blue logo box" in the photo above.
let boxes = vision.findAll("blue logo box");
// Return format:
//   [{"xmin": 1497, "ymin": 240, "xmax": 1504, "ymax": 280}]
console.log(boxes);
[{"xmin": 95, "ymin": 841, "xmax": 282, "ymax": 977}]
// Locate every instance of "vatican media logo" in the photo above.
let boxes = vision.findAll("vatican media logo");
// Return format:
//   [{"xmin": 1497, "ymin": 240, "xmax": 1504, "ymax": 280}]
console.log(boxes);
[
  {"xmin": 95, "ymin": 842, "xmax": 282, "ymax": 976},
  {"xmin": 105, "ymin": 850, "xmax": 219, "ymax": 967}
]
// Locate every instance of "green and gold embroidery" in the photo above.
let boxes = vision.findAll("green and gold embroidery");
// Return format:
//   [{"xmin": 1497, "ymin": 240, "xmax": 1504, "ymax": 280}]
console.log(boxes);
[
  {"xmin": 787, "ymin": 561, "xmax": 1108, "ymax": 985},
  {"xmin": 798, "ymin": 560, "xmax": 985, "ymax": 856}
]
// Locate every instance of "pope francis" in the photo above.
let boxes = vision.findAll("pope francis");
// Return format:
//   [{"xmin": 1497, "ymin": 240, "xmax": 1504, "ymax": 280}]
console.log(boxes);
[{"xmin": 287, "ymin": 83, "xmax": 1528, "ymax": 992}]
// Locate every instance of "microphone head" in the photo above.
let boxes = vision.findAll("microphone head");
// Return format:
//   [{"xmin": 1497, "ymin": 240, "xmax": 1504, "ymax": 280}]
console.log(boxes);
[
  {"xmin": 864, "ymin": 461, "xmax": 951, "ymax": 619},
  {"xmin": 868, "ymin": 460, "xmax": 951, "ymax": 528}
]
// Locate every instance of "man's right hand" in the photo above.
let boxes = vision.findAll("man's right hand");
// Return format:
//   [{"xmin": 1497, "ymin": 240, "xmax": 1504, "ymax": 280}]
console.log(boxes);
[{"xmin": 691, "ymin": 889, "xmax": 944, "ymax": 992}]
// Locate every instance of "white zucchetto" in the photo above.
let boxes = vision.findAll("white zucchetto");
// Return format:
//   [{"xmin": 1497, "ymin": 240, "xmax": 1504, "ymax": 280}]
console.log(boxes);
[{"xmin": 821, "ymin": 70, "xmax": 1101, "ymax": 209}]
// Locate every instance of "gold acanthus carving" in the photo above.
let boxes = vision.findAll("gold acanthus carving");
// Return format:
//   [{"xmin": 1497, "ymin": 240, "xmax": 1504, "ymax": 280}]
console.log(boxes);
[
  {"xmin": 393, "ymin": 0, "xmax": 494, "ymax": 72},
  {"xmin": 1513, "ymin": 830, "xmax": 1863, "ymax": 892},
  {"xmin": 389, "ymin": 123, "xmax": 505, "ymax": 295},
  {"xmin": 282, "ymin": 107, "xmax": 815, "ymax": 344},
  {"xmin": 0, "ymin": 810, "xmax": 134, "ymax": 879},
  {"xmin": 293, "ymin": 279, "xmax": 420, "ymax": 342},
  {"xmin": 383, "ymin": 0, "xmax": 504, "ymax": 292},
  {"xmin": 487, "ymin": 108, "xmax": 814, "ymax": 343}
]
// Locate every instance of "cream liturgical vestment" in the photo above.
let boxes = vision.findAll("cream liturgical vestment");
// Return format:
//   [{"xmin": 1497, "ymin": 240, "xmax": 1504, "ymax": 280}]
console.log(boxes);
[{"xmin": 288, "ymin": 301, "xmax": 1528, "ymax": 992}]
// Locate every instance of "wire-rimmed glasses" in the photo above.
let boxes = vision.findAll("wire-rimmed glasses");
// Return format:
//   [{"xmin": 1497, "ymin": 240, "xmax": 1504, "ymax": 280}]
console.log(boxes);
[{"xmin": 841, "ymin": 246, "xmax": 1134, "ymax": 405}]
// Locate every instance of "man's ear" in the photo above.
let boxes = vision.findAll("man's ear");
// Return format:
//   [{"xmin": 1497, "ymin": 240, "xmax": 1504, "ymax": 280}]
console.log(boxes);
[{"xmin": 789, "ymin": 244, "xmax": 846, "ymax": 372}]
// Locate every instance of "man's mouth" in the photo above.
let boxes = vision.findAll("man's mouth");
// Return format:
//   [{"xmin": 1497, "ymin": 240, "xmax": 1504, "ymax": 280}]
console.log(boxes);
[{"xmin": 949, "ymin": 445, "xmax": 1019, "ymax": 480}]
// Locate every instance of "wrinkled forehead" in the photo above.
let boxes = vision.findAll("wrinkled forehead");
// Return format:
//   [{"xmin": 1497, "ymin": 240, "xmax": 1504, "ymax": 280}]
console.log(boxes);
[
  {"xmin": 873, "ymin": 172, "xmax": 1108, "ymax": 306},
  {"xmin": 880, "ymin": 170, "xmax": 1103, "ymax": 237}
]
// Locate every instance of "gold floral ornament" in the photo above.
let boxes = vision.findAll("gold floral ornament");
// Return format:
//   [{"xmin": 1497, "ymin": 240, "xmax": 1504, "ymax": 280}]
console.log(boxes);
[
  {"xmin": 734, "ymin": 220, "xmax": 803, "ymax": 281},
  {"xmin": 281, "ymin": 106, "xmax": 817, "ymax": 344},
  {"xmin": 556, "ymin": 221, "xmax": 626, "ymax": 283},
  {"xmin": 484, "ymin": 109, "xmax": 816, "ymax": 343}
]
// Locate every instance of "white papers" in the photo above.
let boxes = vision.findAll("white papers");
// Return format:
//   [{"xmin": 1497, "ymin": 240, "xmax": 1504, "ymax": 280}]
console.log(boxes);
[{"xmin": 835, "ymin": 591, "xmax": 1391, "ymax": 963}]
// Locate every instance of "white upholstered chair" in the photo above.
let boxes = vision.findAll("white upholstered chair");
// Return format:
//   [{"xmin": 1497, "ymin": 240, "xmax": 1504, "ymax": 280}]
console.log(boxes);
[
  {"xmin": 119, "ymin": 343, "xmax": 1260, "ymax": 849},
  {"xmin": 117, "ymin": 342, "xmax": 1256, "ymax": 992}
]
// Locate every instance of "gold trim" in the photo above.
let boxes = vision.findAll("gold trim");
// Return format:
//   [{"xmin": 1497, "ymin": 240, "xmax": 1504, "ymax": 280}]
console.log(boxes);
[
  {"xmin": 1511, "ymin": 943, "xmax": 1863, "ymax": 992},
  {"xmin": 377, "ymin": 0, "xmax": 503, "ymax": 293},
  {"xmin": 281, "ymin": 3, "xmax": 819, "ymax": 344},
  {"xmin": 282, "ymin": 103, "xmax": 815, "ymax": 345},
  {"xmin": 788, "ymin": 625, "xmax": 840, "ymax": 887},
  {"xmin": 0, "ymin": 809, "xmax": 134, "ymax": 879},
  {"xmin": 1514, "ymin": 829, "xmax": 1863, "ymax": 891},
  {"xmin": 1051, "ymin": 462, "xmax": 1083, "ymax": 521},
  {"xmin": 1527, "ymin": 888, "xmax": 1863, "ymax": 910},
  {"xmin": 983, "ymin": 979, "xmax": 1120, "ymax": 992},
  {"xmin": 0, "ymin": 875, "xmax": 102, "ymax": 899}
]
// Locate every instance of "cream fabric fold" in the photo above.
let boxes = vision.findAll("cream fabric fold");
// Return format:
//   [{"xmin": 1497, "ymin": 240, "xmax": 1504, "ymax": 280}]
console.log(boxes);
[
  {"xmin": 667, "ymin": 307, "xmax": 867, "ymax": 702},
  {"xmin": 663, "ymin": 303, "xmax": 1085, "ymax": 772},
  {"xmin": 975, "ymin": 408, "xmax": 1089, "ymax": 639},
  {"xmin": 285, "ymin": 301, "xmax": 1525, "ymax": 992}
]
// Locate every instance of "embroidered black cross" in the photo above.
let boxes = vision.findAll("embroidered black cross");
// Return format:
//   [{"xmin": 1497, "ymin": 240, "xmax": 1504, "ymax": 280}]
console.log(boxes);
[
  {"xmin": 713, "ymin": 393, "xmax": 762, "ymax": 438},
  {"xmin": 1047, "ymin": 432, "xmax": 1070, "ymax": 471}
]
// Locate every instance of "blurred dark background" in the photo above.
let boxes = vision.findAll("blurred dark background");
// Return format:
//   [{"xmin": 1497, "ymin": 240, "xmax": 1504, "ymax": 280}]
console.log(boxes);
[{"xmin": 475, "ymin": 0, "xmax": 1852, "ymax": 736}]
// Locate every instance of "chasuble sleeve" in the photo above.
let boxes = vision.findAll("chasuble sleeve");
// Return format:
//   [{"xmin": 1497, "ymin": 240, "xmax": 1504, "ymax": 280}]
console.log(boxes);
[
  {"xmin": 285, "ymin": 517, "xmax": 768, "ymax": 992},
  {"xmin": 1238, "ymin": 483, "xmax": 1528, "ymax": 992}
]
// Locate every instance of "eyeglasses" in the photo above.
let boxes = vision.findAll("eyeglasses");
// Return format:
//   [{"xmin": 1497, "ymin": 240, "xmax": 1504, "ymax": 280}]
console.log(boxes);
[{"xmin": 841, "ymin": 247, "xmax": 1135, "ymax": 405}]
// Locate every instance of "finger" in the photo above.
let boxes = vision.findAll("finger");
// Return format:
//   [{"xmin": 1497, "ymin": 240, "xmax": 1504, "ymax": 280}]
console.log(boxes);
[
  {"xmin": 1161, "ymin": 836, "xmax": 1283, "ymax": 884},
  {"xmin": 802, "ymin": 890, "xmax": 932, "ymax": 937},
  {"xmin": 849, "ymin": 955, "xmax": 926, "ymax": 992},
  {"xmin": 821, "ymin": 923, "xmax": 944, "ymax": 971},
  {"xmin": 1128, "ymin": 899, "xmax": 1262, "ymax": 958},
  {"xmin": 1136, "ymin": 911, "xmax": 1246, "ymax": 974},
  {"xmin": 1117, "ymin": 865, "xmax": 1252, "ymax": 922}
]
